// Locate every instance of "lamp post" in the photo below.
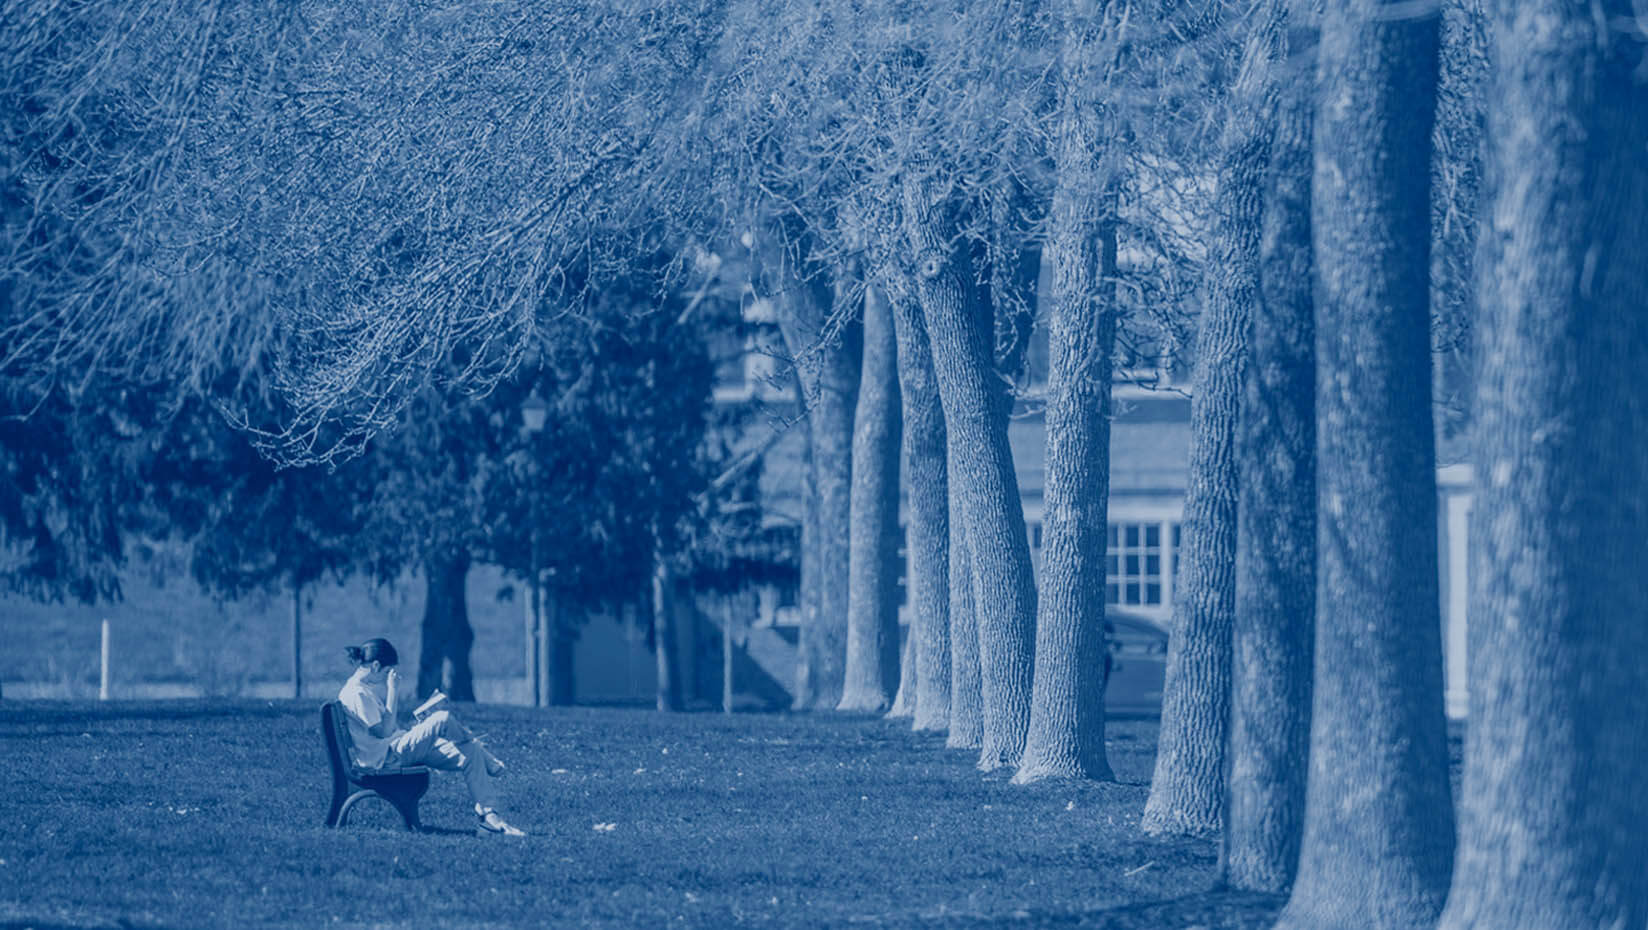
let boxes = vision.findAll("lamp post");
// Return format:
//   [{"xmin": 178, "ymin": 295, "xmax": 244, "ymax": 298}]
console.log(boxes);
[{"xmin": 520, "ymin": 389, "xmax": 548, "ymax": 708}]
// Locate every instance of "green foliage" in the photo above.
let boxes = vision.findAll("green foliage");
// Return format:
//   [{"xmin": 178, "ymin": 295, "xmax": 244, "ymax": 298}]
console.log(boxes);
[
  {"xmin": 0, "ymin": 387, "xmax": 131, "ymax": 603},
  {"xmin": 3, "ymin": 0, "xmax": 734, "ymax": 466},
  {"xmin": 482, "ymin": 281, "xmax": 718, "ymax": 607},
  {"xmin": 139, "ymin": 393, "xmax": 373, "ymax": 602}
]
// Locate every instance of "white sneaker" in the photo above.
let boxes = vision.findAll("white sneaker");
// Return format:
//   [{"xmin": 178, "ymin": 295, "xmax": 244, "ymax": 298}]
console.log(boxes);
[{"xmin": 477, "ymin": 809, "xmax": 526, "ymax": 837}]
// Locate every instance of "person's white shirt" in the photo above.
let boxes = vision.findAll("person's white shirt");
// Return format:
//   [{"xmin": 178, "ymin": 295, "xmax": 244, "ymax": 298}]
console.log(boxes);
[{"xmin": 337, "ymin": 670, "xmax": 401, "ymax": 769}]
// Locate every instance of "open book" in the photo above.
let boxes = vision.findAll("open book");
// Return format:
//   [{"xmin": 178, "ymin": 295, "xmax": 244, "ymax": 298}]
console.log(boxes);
[{"xmin": 413, "ymin": 690, "xmax": 450, "ymax": 721}]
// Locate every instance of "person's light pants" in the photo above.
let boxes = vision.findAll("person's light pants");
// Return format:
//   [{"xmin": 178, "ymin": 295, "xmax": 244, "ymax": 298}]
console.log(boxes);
[{"xmin": 386, "ymin": 709, "xmax": 498, "ymax": 810}]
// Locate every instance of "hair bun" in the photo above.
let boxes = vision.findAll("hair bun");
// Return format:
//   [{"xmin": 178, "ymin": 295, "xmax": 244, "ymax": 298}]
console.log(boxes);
[{"xmin": 344, "ymin": 645, "xmax": 365, "ymax": 663}]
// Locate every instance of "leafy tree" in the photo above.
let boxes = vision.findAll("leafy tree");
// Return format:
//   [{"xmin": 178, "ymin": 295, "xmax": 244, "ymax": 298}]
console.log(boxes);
[
  {"xmin": 3, "ymin": 0, "xmax": 727, "ymax": 466},
  {"xmin": 360, "ymin": 384, "xmax": 506, "ymax": 703},
  {"xmin": 478, "ymin": 279, "xmax": 718, "ymax": 707},
  {"xmin": 1436, "ymin": 2, "xmax": 1648, "ymax": 927},
  {"xmin": 0, "ymin": 386, "xmax": 132, "ymax": 607},
  {"xmin": 128, "ymin": 388, "xmax": 375, "ymax": 698}
]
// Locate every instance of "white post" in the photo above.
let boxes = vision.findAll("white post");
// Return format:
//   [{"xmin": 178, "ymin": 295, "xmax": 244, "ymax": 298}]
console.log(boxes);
[
  {"xmin": 1444, "ymin": 490, "xmax": 1472, "ymax": 720},
  {"xmin": 723, "ymin": 595, "xmax": 734, "ymax": 715},
  {"xmin": 537, "ymin": 586, "xmax": 553, "ymax": 708},
  {"xmin": 523, "ymin": 574, "xmax": 537, "ymax": 707},
  {"xmin": 292, "ymin": 585, "xmax": 303, "ymax": 700},
  {"xmin": 99, "ymin": 619, "xmax": 111, "ymax": 700}
]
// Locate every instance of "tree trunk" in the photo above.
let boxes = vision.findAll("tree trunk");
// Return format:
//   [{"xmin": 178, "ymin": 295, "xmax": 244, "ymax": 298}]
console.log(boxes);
[
  {"xmin": 884, "ymin": 261, "xmax": 951, "ymax": 732},
  {"xmin": 805, "ymin": 269, "xmax": 859, "ymax": 711},
  {"xmin": 1436, "ymin": 3, "xmax": 1648, "ymax": 928},
  {"xmin": 417, "ymin": 550, "xmax": 475, "ymax": 702},
  {"xmin": 945, "ymin": 476, "xmax": 983, "ymax": 751},
  {"xmin": 524, "ymin": 567, "xmax": 540, "ymax": 707},
  {"xmin": 887, "ymin": 629, "xmax": 916, "ymax": 718},
  {"xmin": 546, "ymin": 593, "xmax": 576, "ymax": 706},
  {"xmin": 652, "ymin": 549, "xmax": 682, "ymax": 712},
  {"xmin": 773, "ymin": 247, "xmax": 860, "ymax": 711},
  {"xmin": 903, "ymin": 182, "xmax": 1037, "ymax": 771},
  {"xmin": 1014, "ymin": 95, "xmax": 1119, "ymax": 783},
  {"xmin": 1274, "ymin": 2, "xmax": 1453, "ymax": 926},
  {"xmin": 791, "ymin": 409, "xmax": 822, "ymax": 709},
  {"xmin": 1145, "ymin": 92, "xmax": 1263, "ymax": 826},
  {"xmin": 840, "ymin": 283, "xmax": 904, "ymax": 712},
  {"xmin": 1224, "ymin": 13, "xmax": 1317, "ymax": 891},
  {"xmin": 291, "ymin": 582, "xmax": 304, "ymax": 700}
]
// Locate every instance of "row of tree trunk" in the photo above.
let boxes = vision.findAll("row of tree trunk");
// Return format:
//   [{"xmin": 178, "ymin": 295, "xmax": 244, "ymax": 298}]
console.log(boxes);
[
  {"xmin": 1136, "ymin": 0, "xmax": 1648, "ymax": 926},
  {"xmin": 773, "ymin": 0, "xmax": 1648, "ymax": 925}
]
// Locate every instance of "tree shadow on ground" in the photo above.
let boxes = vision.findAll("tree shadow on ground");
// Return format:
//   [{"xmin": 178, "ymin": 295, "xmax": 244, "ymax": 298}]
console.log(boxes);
[{"xmin": 946, "ymin": 889, "xmax": 1285, "ymax": 930}]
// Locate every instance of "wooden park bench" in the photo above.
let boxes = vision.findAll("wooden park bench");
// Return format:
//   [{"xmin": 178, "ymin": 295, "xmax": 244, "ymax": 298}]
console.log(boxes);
[{"xmin": 321, "ymin": 700, "xmax": 430, "ymax": 832}]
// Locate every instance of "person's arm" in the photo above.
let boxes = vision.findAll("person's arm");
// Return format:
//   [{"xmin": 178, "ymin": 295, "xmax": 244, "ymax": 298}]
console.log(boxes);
[
  {"xmin": 342, "ymin": 685, "xmax": 395, "ymax": 740},
  {"xmin": 382, "ymin": 669, "xmax": 407, "ymax": 734}
]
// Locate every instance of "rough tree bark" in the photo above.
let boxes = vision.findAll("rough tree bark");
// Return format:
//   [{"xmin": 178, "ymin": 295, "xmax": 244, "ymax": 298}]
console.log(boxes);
[
  {"xmin": 1142, "ymin": 4, "xmax": 1271, "ymax": 829},
  {"xmin": 1436, "ymin": 3, "xmax": 1648, "ymax": 928},
  {"xmin": 903, "ymin": 182, "xmax": 1037, "ymax": 771},
  {"xmin": 1274, "ymin": 0, "xmax": 1454, "ymax": 926},
  {"xmin": 887, "ymin": 629, "xmax": 917, "ymax": 718},
  {"xmin": 840, "ymin": 282, "xmax": 904, "ymax": 712},
  {"xmin": 1224, "ymin": 8, "xmax": 1317, "ymax": 891},
  {"xmin": 945, "ymin": 462, "xmax": 983, "ymax": 750},
  {"xmin": 417, "ymin": 549, "xmax": 476, "ymax": 701},
  {"xmin": 1013, "ymin": 92, "xmax": 1119, "ymax": 783},
  {"xmin": 884, "ymin": 261, "xmax": 951, "ymax": 732}
]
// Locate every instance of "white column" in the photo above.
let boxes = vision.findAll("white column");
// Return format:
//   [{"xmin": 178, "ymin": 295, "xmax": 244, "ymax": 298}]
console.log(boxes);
[
  {"xmin": 1443, "ymin": 490, "xmax": 1472, "ymax": 719},
  {"xmin": 99, "ymin": 619, "xmax": 111, "ymax": 701}
]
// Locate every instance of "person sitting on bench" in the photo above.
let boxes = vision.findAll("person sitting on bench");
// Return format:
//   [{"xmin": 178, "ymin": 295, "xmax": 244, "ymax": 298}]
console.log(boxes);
[{"xmin": 337, "ymin": 637, "xmax": 526, "ymax": 836}]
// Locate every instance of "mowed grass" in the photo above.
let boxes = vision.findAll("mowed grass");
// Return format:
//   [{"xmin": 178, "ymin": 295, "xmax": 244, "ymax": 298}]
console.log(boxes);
[{"xmin": 0, "ymin": 702, "xmax": 1284, "ymax": 930}]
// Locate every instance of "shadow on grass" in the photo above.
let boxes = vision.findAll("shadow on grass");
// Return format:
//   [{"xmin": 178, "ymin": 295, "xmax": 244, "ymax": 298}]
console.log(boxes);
[
  {"xmin": 941, "ymin": 889, "xmax": 1284, "ymax": 929},
  {"xmin": 1085, "ymin": 889, "xmax": 1284, "ymax": 929},
  {"xmin": 418, "ymin": 825, "xmax": 479, "ymax": 837}
]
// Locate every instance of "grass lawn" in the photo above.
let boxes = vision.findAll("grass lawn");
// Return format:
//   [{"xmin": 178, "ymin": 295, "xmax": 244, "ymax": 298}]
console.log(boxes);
[{"xmin": 0, "ymin": 701, "xmax": 1285, "ymax": 929}]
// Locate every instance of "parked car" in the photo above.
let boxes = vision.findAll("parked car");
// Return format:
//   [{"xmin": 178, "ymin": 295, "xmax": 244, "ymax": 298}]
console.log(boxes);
[{"xmin": 1103, "ymin": 610, "xmax": 1169, "ymax": 714}]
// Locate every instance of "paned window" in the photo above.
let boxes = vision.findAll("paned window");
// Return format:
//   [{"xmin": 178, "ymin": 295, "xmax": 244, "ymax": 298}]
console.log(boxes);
[{"xmin": 1106, "ymin": 521, "xmax": 1178, "ymax": 607}]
